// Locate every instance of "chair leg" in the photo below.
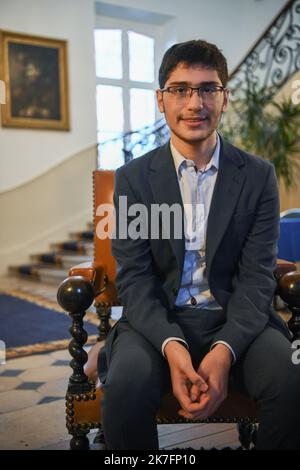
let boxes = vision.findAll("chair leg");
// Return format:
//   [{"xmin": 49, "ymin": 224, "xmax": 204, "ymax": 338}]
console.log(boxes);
[
  {"xmin": 70, "ymin": 430, "xmax": 90, "ymax": 450},
  {"xmin": 237, "ymin": 422, "xmax": 257, "ymax": 450},
  {"xmin": 95, "ymin": 303, "xmax": 111, "ymax": 340}
]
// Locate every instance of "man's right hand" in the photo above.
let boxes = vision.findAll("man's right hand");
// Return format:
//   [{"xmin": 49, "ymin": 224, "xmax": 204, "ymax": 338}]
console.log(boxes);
[{"xmin": 164, "ymin": 340, "xmax": 208, "ymax": 417}]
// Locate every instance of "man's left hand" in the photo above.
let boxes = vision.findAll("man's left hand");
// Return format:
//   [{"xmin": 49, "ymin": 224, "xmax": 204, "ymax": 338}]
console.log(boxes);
[{"xmin": 178, "ymin": 343, "xmax": 232, "ymax": 420}]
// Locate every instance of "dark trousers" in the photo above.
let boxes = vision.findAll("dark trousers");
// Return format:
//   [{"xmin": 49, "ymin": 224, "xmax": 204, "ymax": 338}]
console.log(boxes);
[{"xmin": 99, "ymin": 307, "xmax": 300, "ymax": 450}]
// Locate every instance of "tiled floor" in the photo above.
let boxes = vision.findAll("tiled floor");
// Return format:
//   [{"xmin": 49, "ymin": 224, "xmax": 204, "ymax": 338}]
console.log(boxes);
[{"xmin": 0, "ymin": 349, "xmax": 69, "ymax": 449}]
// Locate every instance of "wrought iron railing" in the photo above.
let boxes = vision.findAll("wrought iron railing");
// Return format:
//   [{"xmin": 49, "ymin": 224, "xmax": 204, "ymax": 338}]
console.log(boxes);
[
  {"xmin": 228, "ymin": 0, "xmax": 300, "ymax": 103},
  {"xmin": 97, "ymin": 0, "xmax": 300, "ymax": 168},
  {"xmin": 97, "ymin": 118, "xmax": 169, "ymax": 169},
  {"xmin": 121, "ymin": 118, "xmax": 169, "ymax": 163}
]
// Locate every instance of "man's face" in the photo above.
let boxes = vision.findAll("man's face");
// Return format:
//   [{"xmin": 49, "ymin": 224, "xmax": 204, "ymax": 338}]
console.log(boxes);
[{"xmin": 156, "ymin": 62, "xmax": 229, "ymax": 146}]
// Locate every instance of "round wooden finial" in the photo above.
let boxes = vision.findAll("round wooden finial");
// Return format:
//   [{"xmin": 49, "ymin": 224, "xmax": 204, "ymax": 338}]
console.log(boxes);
[
  {"xmin": 57, "ymin": 276, "xmax": 94, "ymax": 313},
  {"xmin": 278, "ymin": 271, "xmax": 300, "ymax": 307}
]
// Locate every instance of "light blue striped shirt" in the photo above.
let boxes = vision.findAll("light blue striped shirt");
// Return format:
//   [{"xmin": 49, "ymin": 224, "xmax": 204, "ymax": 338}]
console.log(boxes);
[{"xmin": 170, "ymin": 134, "xmax": 222, "ymax": 310}]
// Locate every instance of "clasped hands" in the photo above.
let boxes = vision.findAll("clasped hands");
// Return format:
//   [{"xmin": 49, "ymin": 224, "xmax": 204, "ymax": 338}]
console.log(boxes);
[{"xmin": 164, "ymin": 341, "xmax": 232, "ymax": 421}]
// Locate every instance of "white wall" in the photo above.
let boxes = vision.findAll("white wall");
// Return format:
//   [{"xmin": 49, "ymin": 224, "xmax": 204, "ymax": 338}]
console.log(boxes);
[{"xmin": 0, "ymin": 0, "xmax": 97, "ymax": 192}]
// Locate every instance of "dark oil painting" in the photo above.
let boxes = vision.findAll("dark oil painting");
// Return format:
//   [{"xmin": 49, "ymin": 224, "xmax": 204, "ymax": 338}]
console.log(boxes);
[{"xmin": 8, "ymin": 42, "xmax": 61, "ymax": 120}]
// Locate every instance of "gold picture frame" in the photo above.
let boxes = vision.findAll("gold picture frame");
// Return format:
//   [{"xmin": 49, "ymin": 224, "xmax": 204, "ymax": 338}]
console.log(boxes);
[{"xmin": 0, "ymin": 30, "xmax": 70, "ymax": 130}]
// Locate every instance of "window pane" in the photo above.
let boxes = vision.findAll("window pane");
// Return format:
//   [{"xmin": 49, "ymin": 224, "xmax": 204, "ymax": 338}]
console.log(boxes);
[
  {"xmin": 128, "ymin": 32, "xmax": 154, "ymax": 83},
  {"xmin": 96, "ymin": 85, "xmax": 123, "ymax": 134},
  {"xmin": 96, "ymin": 85, "xmax": 124, "ymax": 169},
  {"xmin": 130, "ymin": 88, "xmax": 155, "ymax": 130},
  {"xmin": 94, "ymin": 29, "xmax": 122, "ymax": 79}
]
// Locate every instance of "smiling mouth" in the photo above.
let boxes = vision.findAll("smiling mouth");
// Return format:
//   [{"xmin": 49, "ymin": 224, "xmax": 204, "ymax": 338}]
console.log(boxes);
[{"xmin": 182, "ymin": 117, "xmax": 208, "ymax": 125}]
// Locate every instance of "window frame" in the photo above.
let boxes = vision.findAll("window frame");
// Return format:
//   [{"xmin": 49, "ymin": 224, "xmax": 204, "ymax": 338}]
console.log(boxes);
[{"xmin": 95, "ymin": 17, "xmax": 160, "ymax": 136}]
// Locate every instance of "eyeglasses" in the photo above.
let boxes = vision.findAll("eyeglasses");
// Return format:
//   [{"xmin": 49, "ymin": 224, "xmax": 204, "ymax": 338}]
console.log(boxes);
[{"xmin": 160, "ymin": 85, "xmax": 226, "ymax": 102}]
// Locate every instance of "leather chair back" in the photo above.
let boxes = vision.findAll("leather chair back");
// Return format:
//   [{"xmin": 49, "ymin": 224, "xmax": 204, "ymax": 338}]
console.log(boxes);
[{"xmin": 93, "ymin": 170, "xmax": 116, "ymax": 282}]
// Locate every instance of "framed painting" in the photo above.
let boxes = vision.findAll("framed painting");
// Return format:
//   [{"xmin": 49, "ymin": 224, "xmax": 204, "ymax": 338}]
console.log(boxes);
[{"xmin": 0, "ymin": 30, "xmax": 70, "ymax": 130}]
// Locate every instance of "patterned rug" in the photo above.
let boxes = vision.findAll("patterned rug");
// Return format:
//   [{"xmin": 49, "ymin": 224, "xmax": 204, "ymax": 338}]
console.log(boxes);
[{"xmin": 0, "ymin": 292, "xmax": 98, "ymax": 359}]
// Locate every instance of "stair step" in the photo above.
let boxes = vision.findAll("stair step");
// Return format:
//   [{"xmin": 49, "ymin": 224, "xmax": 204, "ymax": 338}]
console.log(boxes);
[
  {"xmin": 50, "ymin": 241, "xmax": 93, "ymax": 256},
  {"xmin": 58, "ymin": 254, "xmax": 92, "ymax": 269},
  {"xmin": 36, "ymin": 267, "xmax": 68, "ymax": 284},
  {"xmin": 8, "ymin": 221, "xmax": 94, "ymax": 286},
  {"xmin": 69, "ymin": 230, "xmax": 93, "ymax": 241},
  {"xmin": 30, "ymin": 253, "xmax": 62, "ymax": 266},
  {"xmin": 9, "ymin": 265, "xmax": 40, "ymax": 279},
  {"xmin": 9, "ymin": 263, "xmax": 69, "ymax": 284},
  {"xmin": 31, "ymin": 252, "xmax": 92, "ymax": 269}
]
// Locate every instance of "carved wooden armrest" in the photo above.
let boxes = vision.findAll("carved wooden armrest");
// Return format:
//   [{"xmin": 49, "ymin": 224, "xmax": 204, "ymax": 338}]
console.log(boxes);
[
  {"xmin": 274, "ymin": 259, "xmax": 296, "ymax": 283},
  {"xmin": 69, "ymin": 261, "xmax": 107, "ymax": 296}
]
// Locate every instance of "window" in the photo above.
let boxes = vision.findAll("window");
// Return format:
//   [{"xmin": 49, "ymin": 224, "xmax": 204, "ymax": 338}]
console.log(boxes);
[
  {"xmin": 130, "ymin": 88, "xmax": 155, "ymax": 130},
  {"xmin": 96, "ymin": 85, "xmax": 124, "ymax": 169},
  {"xmin": 128, "ymin": 32, "xmax": 154, "ymax": 83},
  {"xmin": 95, "ymin": 29, "xmax": 122, "ymax": 79},
  {"xmin": 94, "ymin": 28, "xmax": 157, "ymax": 169}
]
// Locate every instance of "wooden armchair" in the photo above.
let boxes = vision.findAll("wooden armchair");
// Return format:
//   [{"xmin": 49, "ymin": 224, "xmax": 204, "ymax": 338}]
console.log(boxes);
[{"xmin": 57, "ymin": 170, "xmax": 300, "ymax": 450}]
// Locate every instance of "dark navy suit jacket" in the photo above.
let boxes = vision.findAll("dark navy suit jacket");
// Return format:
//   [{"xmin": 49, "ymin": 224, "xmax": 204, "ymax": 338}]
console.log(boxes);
[{"xmin": 111, "ymin": 134, "xmax": 290, "ymax": 362}]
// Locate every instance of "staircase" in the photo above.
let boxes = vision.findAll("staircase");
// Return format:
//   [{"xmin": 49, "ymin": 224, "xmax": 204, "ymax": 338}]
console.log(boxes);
[{"xmin": 8, "ymin": 222, "xmax": 94, "ymax": 286}]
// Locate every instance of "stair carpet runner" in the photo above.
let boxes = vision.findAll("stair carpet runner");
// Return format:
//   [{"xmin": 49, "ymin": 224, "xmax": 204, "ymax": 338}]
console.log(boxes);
[{"xmin": 9, "ymin": 222, "xmax": 94, "ymax": 285}]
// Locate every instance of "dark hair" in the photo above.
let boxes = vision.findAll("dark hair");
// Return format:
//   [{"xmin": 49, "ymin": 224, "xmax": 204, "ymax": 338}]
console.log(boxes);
[{"xmin": 158, "ymin": 39, "xmax": 228, "ymax": 88}]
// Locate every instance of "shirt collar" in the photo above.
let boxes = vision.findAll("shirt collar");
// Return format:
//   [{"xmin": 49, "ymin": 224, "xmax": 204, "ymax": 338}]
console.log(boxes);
[{"xmin": 170, "ymin": 132, "xmax": 220, "ymax": 177}]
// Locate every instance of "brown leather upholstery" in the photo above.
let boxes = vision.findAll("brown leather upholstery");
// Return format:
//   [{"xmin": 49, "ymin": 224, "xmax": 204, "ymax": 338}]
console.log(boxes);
[
  {"xmin": 69, "ymin": 261, "xmax": 106, "ymax": 296},
  {"xmin": 93, "ymin": 170, "xmax": 116, "ymax": 283}
]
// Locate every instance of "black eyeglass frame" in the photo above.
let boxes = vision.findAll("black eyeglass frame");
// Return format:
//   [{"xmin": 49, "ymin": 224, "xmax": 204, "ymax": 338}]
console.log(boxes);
[{"xmin": 160, "ymin": 85, "xmax": 227, "ymax": 98}]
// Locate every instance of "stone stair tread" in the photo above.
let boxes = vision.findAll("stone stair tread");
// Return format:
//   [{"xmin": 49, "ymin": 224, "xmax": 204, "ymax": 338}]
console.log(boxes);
[
  {"xmin": 30, "ymin": 253, "xmax": 61, "ymax": 264},
  {"xmin": 59, "ymin": 254, "xmax": 92, "ymax": 261},
  {"xmin": 68, "ymin": 230, "xmax": 93, "ymax": 239},
  {"xmin": 9, "ymin": 263, "xmax": 67, "ymax": 275},
  {"xmin": 31, "ymin": 253, "xmax": 92, "ymax": 263},
  {"xmin": 51, "ymin": 249, "xmax": 92, "ymax": 255},
  {"xmin": 36, "ymin": 267, "xmax": 68, "ymax": 276},
  {"xmin": 49, "ymin": 244, "xmax": 92, "ymax": 249}
]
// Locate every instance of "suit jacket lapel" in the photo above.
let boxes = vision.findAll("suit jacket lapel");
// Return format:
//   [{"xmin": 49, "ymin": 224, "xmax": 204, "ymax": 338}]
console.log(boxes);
[
  {"xmin": 149, "ymin": 143, "xmax": 185, "ymax": 273},
  {"xmin": 148, "ymin": 137, "xmax": 246, "ymax": 280},
  {"xmin": 206, "ymin": 136, "xmax": 246, "ymax": 279}
]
